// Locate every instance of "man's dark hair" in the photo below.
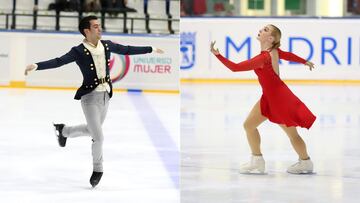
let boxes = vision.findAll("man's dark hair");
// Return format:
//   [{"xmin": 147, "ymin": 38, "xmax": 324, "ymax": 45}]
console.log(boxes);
[{"xmin": 78, "ymin": 15, "xmax": 98, "ymax": 37}]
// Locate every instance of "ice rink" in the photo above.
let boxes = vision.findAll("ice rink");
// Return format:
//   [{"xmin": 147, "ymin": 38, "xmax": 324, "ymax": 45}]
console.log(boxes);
[
  {"xmin": 0, "ymin": 88, "xmax": 179, "ymax": 203},
  {"xmin": 181, "ymin": 84, "xmax": 360, "ymax": 203}
]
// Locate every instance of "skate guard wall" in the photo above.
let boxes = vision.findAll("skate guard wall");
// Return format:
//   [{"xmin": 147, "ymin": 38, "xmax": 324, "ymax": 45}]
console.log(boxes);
[
  {"xmin": 0, "ymin": 31, "xmax": 179, "ymax": 92},
  {"xmin": 180, "ymin": 17, "xmax": 360, "ymax": 82}
]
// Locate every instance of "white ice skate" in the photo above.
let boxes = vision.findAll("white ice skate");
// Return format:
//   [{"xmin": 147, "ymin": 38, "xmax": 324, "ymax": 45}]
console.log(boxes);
[
  {"xmin": 287, "ymin": 159, "xmax": 314, "ymax": 174},
  {"xmin": 239, "ymin": 155, "xmax": 266, "ymax": 174}
]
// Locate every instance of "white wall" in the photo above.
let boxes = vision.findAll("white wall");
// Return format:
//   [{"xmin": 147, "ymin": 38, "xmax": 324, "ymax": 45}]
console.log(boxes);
[
  {"xmin": 180, "ymin": 17, "xmax": 360, "ymax": 80},
  {"xmin": 0, "ymin": 31, "xmax": 179, "ymax": 91},
  {"xmin": 0, "ymin": 36, "xmax": 11, "ymax": 85},
  {"xmin": 0, "ymin": 0, "xmax": 13, "ymax": 12}
]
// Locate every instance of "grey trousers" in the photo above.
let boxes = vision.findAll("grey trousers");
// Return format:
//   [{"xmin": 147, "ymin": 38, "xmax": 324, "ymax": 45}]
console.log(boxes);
[{"xmin": 63, "ymin": 91, "xmax": 109, "ymax": 172}]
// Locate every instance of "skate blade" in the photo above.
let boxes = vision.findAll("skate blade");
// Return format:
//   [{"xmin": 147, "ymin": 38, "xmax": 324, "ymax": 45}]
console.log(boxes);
[
  {"xmin": 52, "ymin": 122, "xmax": 59, "ymax": 136},
  {"xmin": 287, "ymin": 171, "xmax": 316, "ymax": 175},
  {"xmin": 91, "ymin": 182, "xmax": 100, "ymax": 188},
  {"xmin": 90, "ymin": 185, "xmax": 99, "ymax": 189},
  {"xmin": 52, "ymin": 122, "xmax": 64, "ymax": 147}
]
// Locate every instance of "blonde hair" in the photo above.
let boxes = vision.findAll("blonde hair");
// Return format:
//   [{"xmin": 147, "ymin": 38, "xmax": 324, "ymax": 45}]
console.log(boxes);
[{"xmin": 269, "ymin": 24, "xmax": 281, "ymax": 51}]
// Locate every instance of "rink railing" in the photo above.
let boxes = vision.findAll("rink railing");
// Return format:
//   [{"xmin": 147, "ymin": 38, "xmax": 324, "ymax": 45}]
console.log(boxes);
[{"xmin": 0, "ymin": 12, "xmax": 179, "ymax": 34}]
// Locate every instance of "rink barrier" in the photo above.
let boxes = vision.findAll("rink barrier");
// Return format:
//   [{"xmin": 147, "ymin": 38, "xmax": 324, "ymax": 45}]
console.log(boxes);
[
  {"xmin": 0, "ymin": 31, "xmax": 179, "ymax": 92},
  {"xmin": 180, "ymin": 78, "xmax": 360, "ymax": 85},
  {"xmin": 180, "ymin": 18, "xmax": 360, "ymax": 81},
  {"xmin": 9, "ymin": 81, "xmax": 26, "ymax": 88}
]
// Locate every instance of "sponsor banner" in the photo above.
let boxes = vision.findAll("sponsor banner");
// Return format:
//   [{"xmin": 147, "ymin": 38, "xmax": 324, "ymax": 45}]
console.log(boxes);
[
  {"xmin": 0, "ymin": 31, "xmax": 178, "ymax": 91},
  {"xmin": 109, "ymin": 36, "xmax": 179, "ymax": 90},
  {"xmin": 180, "ymin": 18, "xmax": 360, "ymax": 80}
]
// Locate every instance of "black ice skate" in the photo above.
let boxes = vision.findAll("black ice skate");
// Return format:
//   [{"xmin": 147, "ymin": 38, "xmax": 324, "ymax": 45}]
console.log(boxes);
[
  {"xmin": 90, "ymin": 171, "xmax": 103, "ymax": 188},
  {"xmin": 53, "ymin": 123, "xmax": 67, "ymax": 147}
]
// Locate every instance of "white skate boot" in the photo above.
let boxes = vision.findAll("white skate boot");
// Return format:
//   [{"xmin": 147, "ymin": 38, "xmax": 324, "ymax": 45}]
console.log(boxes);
[
  {"xmin": 287, "ymin": 158, "xmax": 314, "ymax": 174},
  {"xmin": 239, "ymin": 155, "xmax": 265, "ymax": 174}
]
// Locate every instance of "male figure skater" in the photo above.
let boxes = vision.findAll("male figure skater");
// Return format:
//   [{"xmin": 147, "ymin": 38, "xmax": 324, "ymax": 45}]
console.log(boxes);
[{"xmin": 25, "ymin": 15, "xmax": 163, "ymax": 187}]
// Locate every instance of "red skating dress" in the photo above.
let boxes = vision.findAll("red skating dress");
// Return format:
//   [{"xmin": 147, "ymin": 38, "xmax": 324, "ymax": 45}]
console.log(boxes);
[{"xmin": 215, "ymin": 48, "xmax": 316, "ymax": 129}]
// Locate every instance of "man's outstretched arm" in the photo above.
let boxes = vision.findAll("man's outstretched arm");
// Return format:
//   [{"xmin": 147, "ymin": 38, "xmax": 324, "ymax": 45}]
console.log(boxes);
[
  {"xmin": 25, "ymin": 48, "xmax": 77, "ymax": 75},
  {"xmin": 106, "ymin": 40, "xmax": 163, "ymax": 55}
]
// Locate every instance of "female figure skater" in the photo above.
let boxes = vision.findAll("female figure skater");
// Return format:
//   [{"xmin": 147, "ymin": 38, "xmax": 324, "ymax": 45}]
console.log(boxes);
[{"xmin": 210, "ymin": 24, "xmax": 316, "ymax": 174}]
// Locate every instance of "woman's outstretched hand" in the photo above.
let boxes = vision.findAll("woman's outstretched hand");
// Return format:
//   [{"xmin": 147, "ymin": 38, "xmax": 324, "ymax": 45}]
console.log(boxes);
[
  {"xmin": 305, "ymin": 61, "xmax": 315, "ymax": 71},
  {"xmin": 210, "ymin": 41, "xmax": 220, "ymax": 55}
]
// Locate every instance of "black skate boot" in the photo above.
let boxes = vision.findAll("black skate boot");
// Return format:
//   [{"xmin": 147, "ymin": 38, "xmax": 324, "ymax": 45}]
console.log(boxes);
[
  {"xmin": 53, "ymin": 123, "xmax": 67, "ymax": 147},
  {"xmin": 90, "ymin": 171, "xmax": 103, "ymax": 188}
]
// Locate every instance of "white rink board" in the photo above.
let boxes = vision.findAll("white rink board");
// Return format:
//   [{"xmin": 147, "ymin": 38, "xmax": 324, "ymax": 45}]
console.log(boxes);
[
  {"xmin": 0, "ymin": 31, "xmax": 179, "ymax": 91},
  {"xmin": 180, "ymin": 17, "xmax": 360, "ymax": 80},
  {"xmin": 0, "ymin": 37, "xmax": 10, "ymax": 85}
]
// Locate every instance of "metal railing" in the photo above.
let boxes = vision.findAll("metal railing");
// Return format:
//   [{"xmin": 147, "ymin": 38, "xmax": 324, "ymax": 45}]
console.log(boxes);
[{"xmin": 0, "ymin": 10, "xmax": 179, "ymax": 34}]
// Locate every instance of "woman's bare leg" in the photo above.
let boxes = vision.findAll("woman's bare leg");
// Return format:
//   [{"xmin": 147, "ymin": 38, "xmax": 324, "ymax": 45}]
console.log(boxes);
[
  {"xmin": 279, "ymin": 125, "xmax": 309, "ymax": 160},
  {"xmin": 243, "ymin": 100, "xmax": 267, "ymax": 155}
]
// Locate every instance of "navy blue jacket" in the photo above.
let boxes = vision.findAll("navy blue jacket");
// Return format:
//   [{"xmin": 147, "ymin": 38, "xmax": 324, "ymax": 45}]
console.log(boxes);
[{"xmin": 36, "ymin": 40, "xmax": 152, "ymax": 100}]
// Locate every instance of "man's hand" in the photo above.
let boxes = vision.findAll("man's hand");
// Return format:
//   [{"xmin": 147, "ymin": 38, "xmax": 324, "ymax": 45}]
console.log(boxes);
[
  {"xmin": 305, "ymin": 61, "xmax": 315, "ymax": 71},
  {"xmin": 210, "ymin": 41, "xmax": 220, "ymax": 55},
  {"xmin": 25, "ymin": 64, "xmax": 37, "ymax": 76},
  {"xmin": 153, "ymin": 48, "xmax": 164, "ymax": 54}
]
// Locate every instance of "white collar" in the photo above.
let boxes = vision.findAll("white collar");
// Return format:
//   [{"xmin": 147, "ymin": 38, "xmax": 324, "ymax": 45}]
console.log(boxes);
[{"xmin": 83, "ymin": 39, "xmax": 104, "ymax": 55}]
